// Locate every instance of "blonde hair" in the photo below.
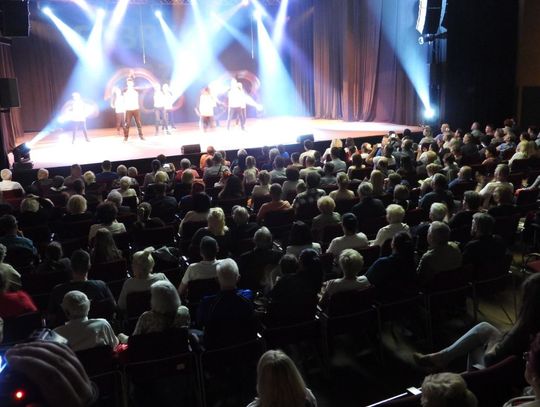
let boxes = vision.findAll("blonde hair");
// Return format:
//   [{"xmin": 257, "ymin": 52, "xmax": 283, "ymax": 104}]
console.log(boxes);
[
  {"xmin": 317, "ymin": 196, "xmax": 335, "ymax": 215},
  {"xmin": 256, "ymin": 350, "xmax": 307, "ymax": 407},
  {"xmin": 421, "ymin": 373, "xmax": 477, "ymax": 407},
  {"xmin": 67, "ymin": 194, "xmax": 88, "ymax": 215},
  {"xmin": 207, "ymin": 207, "xmax": 226, "ymax": 236},
  {"xmin": 155, "ymin": 171, "xmax": 169, "ymax": 184},
  {"xmin": 369, "ymin": 170, "xmax": 384, "ymax": 196},
  {"xmin": 258, "ymin": 170, "xmax": 271, "ymax": 186},
  {"xmin": 386, "ymin": 204, "xmax": 405, "ymax": 224},
  {"xmin": 132, "ymin": 247, "xmax": 155, "ymax": 277},
  {"xmin": 338, "ymin": 248, "xmax": 364, "ymax": 279},
  {"xmin": 330, "ymin": 138, "xmax": 343, "ymax": 149},
  {"xmin": 336, "ymin": 173, "xmax": 349, "ymax": 188},
  {"xmin": 21, "ymin": 198, "xmax": 39, "ymax": 213},
  {"xmin": 83, "ymin": 171, "xmax": 96, "ymax": 184},
  {"xmin": 119, "ymin": 176, "xmax": 131, "ymax": 191}
]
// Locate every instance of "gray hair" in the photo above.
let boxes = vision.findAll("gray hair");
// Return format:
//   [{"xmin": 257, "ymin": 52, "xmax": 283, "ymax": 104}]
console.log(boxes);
[
  {"xmin": 338, "ymin": 249, "xmax": 364, "ymax": 279},
  {"xmin": 429, "ymin": 202, "xmax": 448, "ymax": 222},
  {"xmin": 217, "ymin": 258, "xmax": 239, "ymax": 289},
  {"xmin": 254, "ymin": 226, "xmax": 272, "ymax": 249},
  {"xmin": 0, "ymin": 169, "xmax": 12, "ymax": 181},
  {"xmin": 150, "ymin": 280, "xmax": 181, "ymax": 315},
  {"xmin": 132, "ymin": 247, "xmax": 155, "ymax": 277},
  {"xmin": 358, "ymin": 182, "xmax": 373, "ymax": 198},
  {"xmin": 119, "ymin": 176, "xmax": 131, "ymax": 190},
  {"xmin": 428, "ymin": 221, "xmax": 450, "ymax": 246},
  {"xmin": 0, "ymin": 244, "xmax": 6, "ymax": 263},
  {"xmin": 421, "ymin": 372, "xmax": 477, "ymax": 407},
  {"xmin": 472, "ymin": 212, "xmax": 495, "ymax": 237},
  {"xmin": 386, "ymin": 204, "xmax": 405, "ymax": 224},
  {"xmin": 232, "ymin": 206, "xmax": 249, "ymax": 225},
  {"xmin": 107, "ymin": 190, "xmax": 123, "ymax": 206},
  {"xmin": 117, "ymin": 165, "xmax": 128, "ymax": 176},
  {"xmin": 61, "ymin": 290, "xmax": 91, "ymax": 319}
]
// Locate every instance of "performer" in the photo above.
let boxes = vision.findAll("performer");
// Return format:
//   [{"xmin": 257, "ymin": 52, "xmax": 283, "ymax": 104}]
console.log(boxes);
[
  {"xmin": 70, "ymin": 92, "xmax": 90, "ymax": 144},
  {"xmin": 162, "ymin": 83, "xmax": 176, "ymax": 129},
  {"xmin": 227, "ymin": 79, "xmax": 246, "ymax": 131},
  {"xmin": 123, "ymin": 78, "xmax": 145, "ymax": 141},
  {"xmin": 196, "ymin": 87, "xmax": 218, "ymax": 132},
  {"xmin": 153, "ymin": 83, "xmax": 170, "ymax": 135},
  {"xmin": 110, "ymin": 86, "xmax": 125, "ymax": 136}
]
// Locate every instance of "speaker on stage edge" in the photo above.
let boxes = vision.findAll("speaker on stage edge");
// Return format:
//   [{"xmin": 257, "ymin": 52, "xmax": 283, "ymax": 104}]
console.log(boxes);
[
  {"xmin": 0, "ymin": 78, "xmax": 20, "ymax": 108},
  {"xmin": 296, "ymin": 134, "xmax": 314, "ymax": 144},
  {"xmin": 181, "ymin": 144, "xmax": 201, "ymax": 155}
]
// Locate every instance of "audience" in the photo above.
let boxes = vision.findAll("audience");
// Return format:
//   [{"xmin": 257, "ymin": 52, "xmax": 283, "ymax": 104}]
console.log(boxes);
[
  {"xmin": 88, "ymin": 202, "xmax": 126, "ymax": 242},
  {"xmin": 286, "ymin": 221, "xmax": 321, "ymax": 257},
  {"xmin": 311, "ymin": 196, "xmax": 341, "ymax": 238},
  {"xmin": 35, "ymin": 241, "xmax": 71, "ymax": 275},
  {"xmin": 0, "ymin": 267, "xmax": 36, "ymax": 319},
  {"xmin": 371, "ymin": 204, "xmax": 409, "ymax": 247},
  {"xmin": 420, "ymin": 373, "xmax": 477, "ymax": 407},
  {"xmin": 329, "ymin": 173, "xmax": 355, "ymax": 201},
  {"xmin": 257, "ymin": 183, "xmax": 291, "ymax": 222},
  {"xmin": 90, "ymin": 228, "xmax": 124, "ymax": 264},
  {"xmin": 178, "ymin": 236, "xmax": 220, "ymax": 296},
  {"xmin": 0, "ymin": 169, "xmax": 24, "ymax": 193},
  {"xmin": 326, "ymin": 213, "xmax": 368, "ymax": 256},
  {"xmin": 0, "ymin": 243, "xmax": 21, "ymax": 290}
]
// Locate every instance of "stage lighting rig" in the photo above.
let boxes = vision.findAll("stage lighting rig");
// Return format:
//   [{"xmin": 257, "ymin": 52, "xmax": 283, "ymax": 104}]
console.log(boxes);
[{"xmin": 418, "ymin": 31, "xmax": 447, "ymax": 45}]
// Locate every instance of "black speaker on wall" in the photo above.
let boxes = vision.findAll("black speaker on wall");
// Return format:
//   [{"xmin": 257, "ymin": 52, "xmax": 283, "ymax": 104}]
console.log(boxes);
[
  {"xmin": 181, "ymin": 144, "xmax": 201, "ymax": 155},
  {"xmin": 416, "ymin": 0, "xmax": 443, "ymax": 35},
  {"xmin": 0, "ymin": 0, "xmax": 30, "ymax": 37},
  {"xmin": 0, "ymin": 78, "xmax": 20, "ymax": 108}
]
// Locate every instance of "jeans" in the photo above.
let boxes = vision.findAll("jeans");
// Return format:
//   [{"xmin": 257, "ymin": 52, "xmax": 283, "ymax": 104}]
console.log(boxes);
[
  {"xmin": 437, "ymin": 322, "xmax": 502, "ymax": 369},
  {"xmin": 124, "ymin": 109, "xmax": 143, "ymax": 139},
  {"xmin": 154, "ymin": 107, "xmax": 168, "ymax": 132},
  {"xmin": 72, "ymin": 121, "xmax": 88, "ymax": 142}
]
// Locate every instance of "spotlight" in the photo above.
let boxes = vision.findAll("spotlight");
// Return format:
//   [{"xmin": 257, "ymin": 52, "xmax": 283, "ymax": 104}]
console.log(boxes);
[
  {"xmin": 42, "ymin": 6, "xmax": 52, "ymax": 15},
  {"xmin": 12, "ymin": 143, "xmax": 32, "ymax": 169},
  {"xmin": 154, "ymin": 10, "xmax": 162, "ymax": 18},
  {"xmin": 97, "ymin": 8, "xmax": 105, "ymax": 17},
  {"xmin": 423, "ymin": 106, "xmax": 436, "ymax": 120},
  {"xmin": 253, "ymin": 8, "xmax": 263, "ymax": 20},
  {"xmin": 241, "ymin": 0, "xmax": 249, "ymax": 6}
]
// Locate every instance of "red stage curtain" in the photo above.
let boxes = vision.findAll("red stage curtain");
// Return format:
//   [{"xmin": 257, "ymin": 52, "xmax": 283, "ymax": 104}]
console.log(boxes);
[{"xmin": 0, "ymin": 43, "xmax": 23, "ymax": 155}]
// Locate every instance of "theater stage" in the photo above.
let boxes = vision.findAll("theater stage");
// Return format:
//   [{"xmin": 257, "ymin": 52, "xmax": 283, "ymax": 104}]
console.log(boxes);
[{"xmin": 16, "ymin": 117, "xmax": 422, "ymax": 169}]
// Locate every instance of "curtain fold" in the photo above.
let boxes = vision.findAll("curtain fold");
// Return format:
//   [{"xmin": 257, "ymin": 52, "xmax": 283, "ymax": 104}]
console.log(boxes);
[{"xmin": 0, "ymin": 44, "xmax": 23, "ymax": 155}]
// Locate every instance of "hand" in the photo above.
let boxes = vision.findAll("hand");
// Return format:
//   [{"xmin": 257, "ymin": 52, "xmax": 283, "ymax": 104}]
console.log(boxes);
[{"xmin": 6, "ymin": 341, "xmax": 95, "ymax": 407}]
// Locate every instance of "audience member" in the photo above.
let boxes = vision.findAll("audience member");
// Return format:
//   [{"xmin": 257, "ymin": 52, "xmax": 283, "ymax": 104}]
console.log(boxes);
[
  {"xmin": 35, "ymin": 241, "xmax": 71, "ymax": 275},
  {"xmin": 178, "ymin": 236, "xmax": 220, "ymax": 296},
  {"xmin": 0, "ymin": 267, "xmax": 36, "ymax": 319},
  {"xmin": 351, "ymin": 182, "xmax": 386, "ymax": 223},
  {"xmin": 0, "ymin": 169, "xmax": 24, "ymax": 193},
  {"xmin": 88, "ymin": 202, "xmax": 126, "ymax": 242},
  {"xmin": 329, "ymin": 173, "xmax": 355, "ymax": 201},
  {"xmin": 420, "ymin": 373, "xmax": 477, "ymax": 407},
  {"xmin": 311, "ymin": 196, "xmax": 341, "ymax": 238},
  {"xmin": 286, "ymin": 221, "xmax": 321, "ymax": 257},
  {"xmin": 257, "ymin": 183, "xmax": 291, "ymax": 222},
  {"xmin": 90, "ymin": 228, "xmax": 124, "ymax": 264},
  {"xmin": 0, "ymin": 214, "xmax": 37, "ymax": 255},
  {"xmin": 372, "ymin": 204, "xmax": 409, "ymax": 247},
  {"xmin": 191, "ymin": 207, "xmax": 232, "ymax": 259},
  {"xmin": 326, "ymin": 213, "xmax": 368, "ymax": 256}
]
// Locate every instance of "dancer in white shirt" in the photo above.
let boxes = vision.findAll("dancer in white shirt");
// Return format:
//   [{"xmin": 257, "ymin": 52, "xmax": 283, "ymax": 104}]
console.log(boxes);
[
  {"xmin": 110, "ymin": 86, "xmax": 125, "ymax": 137},
  {"xmin": 123, "ymin": 78, "xmax": 145, "ymax": 141},
  {"xmin": 162, "ymin": 83, "xmax": 176, "ymax": 129},
  {"xmin": 197, "ymin": 87, "xmax": 218, "ymax": 132},
  {"xmin": 153, "ymin": 83, "xmax": 170, "ymax": 135},
  {"xmin": 227, "ymin": 79, "xmax": 246, "ymax": 131},
  {"xmin": 70, "ymin": 92, "xmax": 90, "ymax": 144}
]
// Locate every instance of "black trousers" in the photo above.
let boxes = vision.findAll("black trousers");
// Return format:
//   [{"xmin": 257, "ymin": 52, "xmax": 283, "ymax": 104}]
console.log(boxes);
[
  {"xmin": 227, "ymin": 107, "xmax": 245, "ymax": 130},
  {"xmin": 115, "ymin": 112, "xmax": 125, "ymax": 133},
  {"xmin": 72, "ymin": 121, "xmax": 88, "ymax": 143},
  {"xmin": 124, "ymin": 109, "xmax": 143, "ymax": 139}
]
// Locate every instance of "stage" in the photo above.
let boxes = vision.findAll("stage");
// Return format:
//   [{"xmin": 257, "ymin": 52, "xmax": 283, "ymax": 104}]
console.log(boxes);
[{"xmin": 16, "ymin": 117, "xmax": 422, "ymax": 168}]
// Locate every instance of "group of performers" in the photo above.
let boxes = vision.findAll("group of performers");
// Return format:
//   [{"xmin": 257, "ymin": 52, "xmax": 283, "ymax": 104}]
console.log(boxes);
[{"xmin": 68, "ymin": 75, "xmax": 262, "ymax": 143}]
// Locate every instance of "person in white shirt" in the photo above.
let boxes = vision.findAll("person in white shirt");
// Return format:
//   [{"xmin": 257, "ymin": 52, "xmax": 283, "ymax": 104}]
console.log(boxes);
[
  {"xmin": 0, "ymin": 169, "xmax": 24, "ymax": 193},
  {"xmin": 122, "ymin": 78, "xmax": 144, "ymax": 141},
  {"xmin": 227, "ymin": 79, "xmax": 246, "ymax": 131},
  {"xmin": 478, "ymin": 163, "xmax": 514, "ymax": 208},
  {"xmin": 162, "ymin": 83, "xmax": 176, "ymax": 129},
  {"xmin": 153, "ymin": 83, "xmax": 170, "ymax": 135},
  {"xmin": 372, "ymin": 204, "xmax": 410, "ymax": 247},
  {"xmin": 197, "ymin": 87, "xmax": 217, "ymax": 132},
  {"xmin": 326, "ymin": 213, "xmax": 368, "ymax": 256},
  {"xmin": 110, "ymin": 86, "xmax": 125, "ymax": 136},
  {"xmin": 69, "ymin": 92, "xmax": 90, "ymax": 144},
  {"xmin": 54, "ymin": 290, "xmax": 118, "ymax": 352},
  {"xmin": 178, "ymin": 236, "xmax": 221, "ymax": 296}
]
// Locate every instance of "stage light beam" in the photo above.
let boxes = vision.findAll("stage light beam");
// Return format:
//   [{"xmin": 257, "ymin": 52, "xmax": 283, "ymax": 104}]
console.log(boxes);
[
  {"xmin": 423, "ymin": 106, "xmax": 436, "ymax": 120},
  {"xmin": 42, "ymin": 7, "xmax": 52, "ymax": 16},
  {"xmin": 272, "ymin": 0, "xmax": 289, "ymax": 48},
  {"xmin": 154, "ymin": 10, "xmax": 162, "ymax": 19}
]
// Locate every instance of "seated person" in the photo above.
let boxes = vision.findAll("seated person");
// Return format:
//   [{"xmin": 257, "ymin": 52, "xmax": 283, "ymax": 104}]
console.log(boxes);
[
  {"xmin": 105, "ymin": 190, "xmax": 131, "ymax": 214},
  {"xmin": 326, "ymin": 213, "xmax": 368, "ymax": 256},
  {"xmin": 132, "ymin": 202, "xmax": 166, "ymax": 231},
  {"xmin": 419, "ymin": 173, "xmax": 455, "ymax": 213},
  {"xmin": 88, "ymin": 202, "xmax": 126, "ymax": 243},
  {"xmin": 48, "ymin": 249, "xmax": 115, "ymax": 325},
  {"xmin": 190, "ymin": 207, "xmax": 232, "ymax": 259},
  {"xmin": 286, "ymin": 221, "xmax": 322, "ymax": 257},
  {"xmin": 197, "ymin": 259, "xmax": 257, "ymax": 349},
  {"xmin": 462, "ymin": 213, "xmax": 507, "ymax": 269},
  {"xmin": 0, "ymin": 243, "xmax": 21, "ymax": 290},
  {"xmin": 479, "ymin": 164, "xmax": 513, "ymax": 208},
  {"xmin": 448, "ymin": 165, "xmax": 474, "ymax": 189},
  {"xmin": 133, "ymin": 281, "xmax": 190, "ymax": 335},
  {"xmin": 0, "ymin": 214, "xmax": 37, "ymax": 256},
  {"xmin": 311, "ymin": 196, "xmax": 341, "ymax": 240},
  {"xmin": 329, "ymin": 173, "xmax": 355, "ymax": 201},
  {"xmin": 421, "ymin": 373, "xmax": 477, "ymax": 407},
  {"xmin": 17, "ymin": 196, "xmax": 50, "ymax": 228},
  {"xmin": 448, "ymin": 191, "xmax": 482, "ymax": 230},
  {"xmin": 371, "ymin": 204, "xmax": 409, "ymax": 247},
  {"xmin": 417, "ymin": 221, "xmax": 462, "ymax": 284},
  {"xmin": 0, "ymin": 267, "xmax": 37, "ymax": 319},
  {"xmin": 393, "ymin": 184, "xmax": 412, "ymax": 211},
  {"xmin": 281, "ymin": 167, "xmax": 304, "ymax": 201},
  {"xmin": 0, "ymin": 169, "xmax": 24, "ymax": 193},
  {"xmin": 269, "ymin": 155, "xmax": 286, "ymax": 181},
  {"xmin": 252, "ymin": 170, "xmax": 272, "ymax": 197},
  {"xmin": 257, "ymin": 183, "xmax": 291, "ymax": 222},
  {"xmin": 229, "ymin": 206, "xmax": 259, "ymax": 244},
  {"xmin": 319, "ymin": 163, "xmax": 337, "ymax": 187},
  {"xmin": 35, "ymin": 241, "xmax": 71, "ymax": 275},
  {"xmin": 147, "ymin": 182, "xmax": 177, "ymax": 223},
  {"xmin": 299, "ymin": 156, "xmax": 322, "ymax": 180},
  {"xmin": 351, "ymin": 182, "xmax": 386, "ymax": 223},
  {"xmin": 178, "ymin": 236, "xmax": 221, "ymax": 297},
  {"xmin": 90, "ymin": 228, "xmax": 124, "ymax": 265},
  {"xmin": 178, "ymin": 193, "xmax": 210, "ymax": 236},
  {"xmin": 487, "ymin": 185, "xmax": 519, "ymax": 217},
  {"xmin": 366, "ymin": 232, "xmax": 416, "ymax": 298},
  {"xmin": 54, "ymin": 290, "xmax": 118, "ymax": 352},
  {"xmin": 118, "ymin": 247, "xmax": 168, "ymax": 310},
  {"xmin": 292, "ymin": 172, "xmax": 326, "ymax": 212},
  {"xmin": 319, "ymin": 249, "xmax": 370, "ymax": 308},
  {"xmin": 413, "ymin": 202, "xmax": 448, "ymax": 252},
  {"xmin": 62, "ymin": 194, "xmax": 94, "ymax": 223}
]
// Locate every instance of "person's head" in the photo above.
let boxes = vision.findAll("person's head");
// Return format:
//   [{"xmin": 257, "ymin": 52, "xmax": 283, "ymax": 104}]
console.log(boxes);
[
  {"xmin": 93, "ymin": 228, "xmax": 120, "ymax": 256},
  {"xmin": 52, "ymin": 175, "xmax": 65, "ymax": 189},
  {"xmin": 306, "ymin": 172, "xmax": 321, "ymax": 189},
  {"xmin": 71, "ymin": 249, "xmax": 91, "ymax": 277},
  {"xmin": 394, "ymin": 184, "xmax": 410, "ymax": 202},
  {"xmin": 66, "ymin": 194, "xmax": 87, "ymax": 215},
  {"xmin": 254, "ymin": 226, "xmax": 272, "ymax": 250},
  {"xmin": 256, "ymin": 349, "xmax": 307, "ymax": 407},
  {"xmin": 387, "ymin": 173, "xmax": 402, "ymax": 188},
  {"xmin": 305, "ymin": 156, "xmax": 315, "ymax": 168},
  {"xmin": 20, "ymin": 197, "xmax": 39, "ymax": 214},
  {"xmin": 303, "ymin": 139, "xmax": 314, "ymax": 151},
  {"xmin": 206, "ymin": 145, "xmax": 216, "ymax": 156},
  {"xmin": 61, "ymin": 291, "xmax": 91, "ymax": 320},
  {"xmin": 101, "ymin": 160, "xmax": 112, "ymax": 172},
  {"xmin": 458, "ymin": 166, "xmax": 472, "ymax": 181},
  {"xmin": 273, "ymin": 155, "xmax": 285, "ymax": 171},
  {"xmin": 323, "ymin": 162, "xmax": 335, "ymax": 176},
  {"xmin": 212, "ymin": 152, "xmax": 223, "ymax": 166},
  {"xmin": 341, "ymin": 213, "xmax": 358, "ymax": 235},
  {"xmin": 221, "ymin": 175, "xmax": 244, "ymax": 197},
  {"xmin": 200, "ymin": 236, "xmax": 218, "ymax": 261},
  {"xmin": 83, "ymin": 171, "xmax": 96, "ymax": 185},
  {"xmin": 291, "ymin": 152, "xmax": 300, "ymax": 164},
  {"xmin": 127, "ymin": 167, "xmax": 138, "ymax": 177},
  {"xmin": 357, "ymin": 182, "xmax": 373, "ymax": 200},
  {"xmin": 44, "ymin": 241, "xmax": 63, "ymax": 261},
  {"xmin": 429, "ymin": 202, "xmax": 448, "ymax": 222},
  {"xmin": 0, "ymin": 215, "xmax": 18, "ymax": 236},
  {"xmin": 463, "ymin": 191, "xmax": 481, "ymax": 211},
  {"xmin": 217, "ymin": 258, "xmax": 239, "ymax": 290},
  {"xmin": 116, "ymin": 165, "xmax": 127, "ymax": 177},
  {"xmin": 317, "ymin": 196, "xmax": 335, "ymax": 215},
  {"xmin": 132, "ymin": 247, "xmax": 155, "ymax": 278},
  {"xmin": 207, "ymin": 207, "xmax": 226, "ymax": 236},
  {"xmin": 391, "ymin": 231, "xmax": 414, "ymax": 257},
  {"xmin": 106, "ymin": 190, "xmax": 123, "ymax": 207},
  {"xmin": 150, "ymin": 280, "xmax": 182, "ymax": 315},
  {"xmin": 494, "ymin": 164, "xmax": 510, "ymax": 181},
  {"xmin": 258, "ymin": 170, "xmax": 271, "ymax": 186},
  {"xmin": 136, "ymin": 202, "xmax": 152, "ymax": 223},
  {"xmin": 427, "ymin": 221, "xmax": 450, "ymax": 248},
  {"xmin": 338, "ymin": 249, "xmax": 364, "ymax": 279},
  {"xmin": 289, "ymin": 221, "xmax": 313, "ymax": 246},
  {"xmin": 119, "ymin": 176, "xmax": 132, "ymax": 192},
  {"xmin": 280, "ymin": 254, "xmax": 298, "ymax": 275},
  {"xmin": 0, "ymin": 169, "xmax": 11, "ymax": 181},
  {"xmin": 386, "ymin": 204, "xmax": 405, "ymax": 224},
  {"xmin": 431, "ymin": 173, "xmax": 448, "ymax": 192},
  {"xmin": 192, "ymin": 193, "xmax": 211, "ymax": 213},
  {"xmin": 426, "ymin": 163, "xmax": 441, "ymax": 178},
  {"xmin": 286, "ymin": 167, "xmax": 300, "ymax": 182},
  {"xmin": 96, "ymin": 202, "xmax": 118, "ymax": 225},
  {"xmin": 232, "ymin": 205, "xmax": 249, "ymax": 226},
  {"xmin": 69, "ymin": 164, "xmax": 82, "ymax": 178},
  {"xmin": 269, "ymin": 183, "xmax": 283, "ymax": 201},
  {"xmin": 485, "ymin": 144, "xmax": 498, "ymax": 159},
  {"xmin": 471, "ymin": 212, "xmax": 495, "ymax": 238},
  {"xmin": 351, "ymin": 153, "xmax": 363, "ymax": 168},
  {"xmin": 336, "ymin": 173, "xmax": 350, "ymax": 190},
  {"xmin": 155, "ymin": 171, "xmax": 169, "ymax": 184},
  {"xmin": 37, "ymin": 168, "xmax": 49, "ymax": 181},
  {"xmin": 150, "ymin": 159, "xmax": 161, "ymax": 173},
  {"xmin": 493, "ymin": 185, "xmax": 514, "ymax": 205},
  {"xmin": 421, "ymin": 372, "xmax": 477, "ymax": 407}
]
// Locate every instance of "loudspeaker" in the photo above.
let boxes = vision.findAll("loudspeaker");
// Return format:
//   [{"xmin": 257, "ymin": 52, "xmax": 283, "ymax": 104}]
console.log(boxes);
[
  {"xmin": 0, "ymin": 0, "xmax": 30, "ymax": 37},
  {"xmin": 296, "ymin": 134, "xmax": 314, "ymax": 144},
  {"xmin": 416, "ymin": 0, "xmax": 443, "ymax": 35},
  {"xmin": 181, "ymin": 144, "xmax": 201, "ymax": 155},
  {"xmin": 0, "ymin": 78, "xmax": 20, "ymax": 108}
]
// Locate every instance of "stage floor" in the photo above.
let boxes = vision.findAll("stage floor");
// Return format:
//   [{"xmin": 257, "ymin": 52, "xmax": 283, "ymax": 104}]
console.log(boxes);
[{"xmin": 17, "ymin": 117, "xmax": 422, "ymax": 168}]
